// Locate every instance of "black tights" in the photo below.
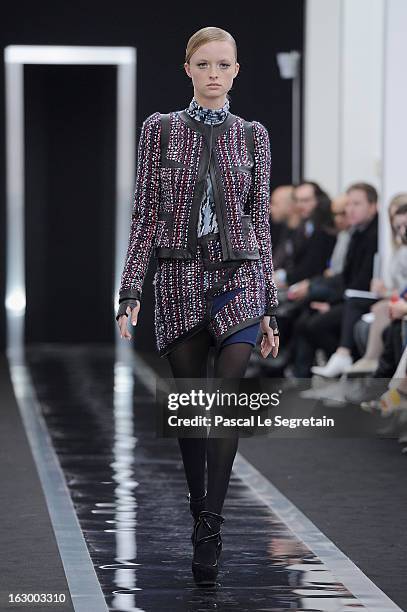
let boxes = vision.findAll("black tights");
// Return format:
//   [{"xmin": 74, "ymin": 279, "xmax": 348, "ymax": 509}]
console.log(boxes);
[{"xmin": 167, "ymin": 327, "xmax": 253, "ymax": 515}]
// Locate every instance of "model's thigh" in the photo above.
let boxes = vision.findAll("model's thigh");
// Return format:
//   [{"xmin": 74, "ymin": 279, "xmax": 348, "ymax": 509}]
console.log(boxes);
[
  {"xmin": 166, "ymin": 326, "xmax": 213, "ymax": 379},
  {"xmin": 213, "ymin": 342, "xmax": 253, "ymax": 379}
]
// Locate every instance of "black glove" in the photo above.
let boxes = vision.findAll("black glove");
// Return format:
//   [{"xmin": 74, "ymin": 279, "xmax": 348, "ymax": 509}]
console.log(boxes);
[
  {"xmin": 264, "ymin": 307, "xmax": 280, "ymax": 336},
  {"xmin": 269, "ymin": 315, "xmax": 280, "ymax": 336},
  {"xmin": 115, "ymin": 299, "xmax": 140, "ymax": 321},
  {"xmin": 115, "ymin": 288, "xmax": 141, "ymax": 321}
]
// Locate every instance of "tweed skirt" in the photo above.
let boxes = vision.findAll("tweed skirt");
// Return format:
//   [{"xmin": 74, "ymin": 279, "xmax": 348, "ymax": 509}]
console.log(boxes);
[{"xmin": 153, "ymin": 232, "xmax": 267, "ymax": 358}]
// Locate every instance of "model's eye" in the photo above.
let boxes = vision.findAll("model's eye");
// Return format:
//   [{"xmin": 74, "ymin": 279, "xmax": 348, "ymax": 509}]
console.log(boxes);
[
  {"xmin": 197, "ymin": 62, "xmax": 208, "ymax": 68},
  {"xmin": 220, "ymin": 63, "xmax": 231, "ymax": 68}
]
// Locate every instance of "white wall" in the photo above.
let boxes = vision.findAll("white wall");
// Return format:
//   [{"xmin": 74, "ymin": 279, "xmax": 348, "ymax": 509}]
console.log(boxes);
[
  {"xmin": 304, "ymin": 0, "xmax": 384, "ymax": 196},
  {"xmin": 303, "ymin": 0, "xmax": 407, "ymax": 282},
  {"xmin": 381, "ymin": 0, "xmax": 407, "ymax": 277},
  {"xmin": 303, "ymin": 0, "xmax": 341, "ymax": 196}
]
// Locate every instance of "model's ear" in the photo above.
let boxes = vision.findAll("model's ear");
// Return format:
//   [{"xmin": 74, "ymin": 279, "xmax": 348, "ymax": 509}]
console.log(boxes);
[
  {"xmin": 234, "ymin": 62, "xmax": 240, "ymax": 77},
  {"xmin": 184, "ymin": 62, "xmax": 191, "ymax": 78}
]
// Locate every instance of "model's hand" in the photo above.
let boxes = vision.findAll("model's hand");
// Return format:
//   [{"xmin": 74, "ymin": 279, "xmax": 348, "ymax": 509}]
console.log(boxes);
[
  {"xmin": 117, "ymin": 301, "xmax": 140, "ymax": 340},
  {"xmin": 260, "ymin": 316, "xmax": 279, "ymax": 359}
]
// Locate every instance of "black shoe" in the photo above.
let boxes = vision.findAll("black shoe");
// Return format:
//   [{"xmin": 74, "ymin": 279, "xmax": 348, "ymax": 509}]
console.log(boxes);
[
  {"xmin": 187, "ymin": 490, "xmax": 207, "ymax": 544},
  {"xmin": 192, "ymin": 510, "xmax": 225, "ymax": 587}
]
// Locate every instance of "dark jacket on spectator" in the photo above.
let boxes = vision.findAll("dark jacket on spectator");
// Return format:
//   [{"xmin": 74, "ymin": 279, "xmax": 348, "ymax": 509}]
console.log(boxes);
[
  {"xmin": 308, "ymin": 212, "xmax": 378, "ymax": 304},
  {"xmin": 284, "ymin": 220, "xmax": 337, "ymax": 285}
]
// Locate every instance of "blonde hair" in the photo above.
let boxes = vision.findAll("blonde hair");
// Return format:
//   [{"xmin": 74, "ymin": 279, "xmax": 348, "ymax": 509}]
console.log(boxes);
[
  {"xmin": 388, "ymin": 192, "xmax": 407, "ymax": 245},
  {"xmin": 185, "ymin": 26, "xmax": 237, "ymax": 64},
  {"xmin": 389, "ymin": 192, "xmax": 407, "ymax": 218}
]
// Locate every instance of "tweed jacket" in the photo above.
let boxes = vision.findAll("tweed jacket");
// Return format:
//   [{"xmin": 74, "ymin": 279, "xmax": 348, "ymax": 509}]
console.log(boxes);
[{"xmin": 118, "ymin": 108, "xmax": 279, "ymax": 316}]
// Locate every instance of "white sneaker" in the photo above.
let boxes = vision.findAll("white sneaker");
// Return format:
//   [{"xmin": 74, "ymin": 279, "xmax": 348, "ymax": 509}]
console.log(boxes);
[{"xmin": 311, "ymin": 352, "xmax": 353, "ymax": 378}]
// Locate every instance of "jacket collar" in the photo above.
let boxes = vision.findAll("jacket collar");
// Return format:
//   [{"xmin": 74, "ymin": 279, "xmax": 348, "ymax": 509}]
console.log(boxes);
[{"xmin": 353, "ymin": 212, "xmax": 378, "ymax": 234}]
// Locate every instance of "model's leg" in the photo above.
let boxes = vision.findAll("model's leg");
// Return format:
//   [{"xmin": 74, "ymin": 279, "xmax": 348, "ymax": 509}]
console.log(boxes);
[
  {"xmin": 193, "ymin": 340, "xmax": 253, "ymax": 565},
  {"xmin": 206, "ymin": 341, "xmax": 253, "ymax": 513},
  {"xmin": 166, "ymin": 328, "xmax": 213, "ymax": 499}
]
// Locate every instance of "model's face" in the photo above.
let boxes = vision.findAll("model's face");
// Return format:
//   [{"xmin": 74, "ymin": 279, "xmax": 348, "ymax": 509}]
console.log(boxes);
[
  {"xmin": 184, "ymin": 40, "xmax": 239, "ymax": 108},
  {"xmin": 346, "ymin": 189, "xmax": 376, "ymax": 226}
]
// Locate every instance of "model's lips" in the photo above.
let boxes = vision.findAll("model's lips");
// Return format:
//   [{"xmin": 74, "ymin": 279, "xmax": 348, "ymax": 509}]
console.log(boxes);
[{"xmin": 207, "ymin": 84, "xmax": 221, "ymax": 87}]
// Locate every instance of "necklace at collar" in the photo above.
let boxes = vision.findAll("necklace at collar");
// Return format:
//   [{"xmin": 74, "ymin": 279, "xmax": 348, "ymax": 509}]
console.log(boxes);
[{"xmin": 185, "ymin": 96, "xmax": 230, "ymax": 125}]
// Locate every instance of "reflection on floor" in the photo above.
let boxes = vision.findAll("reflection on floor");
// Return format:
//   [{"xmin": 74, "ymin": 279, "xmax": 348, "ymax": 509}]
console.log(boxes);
[{"xmin": 25, "ymin": 343, "xmax": 373, "ymax": 611}]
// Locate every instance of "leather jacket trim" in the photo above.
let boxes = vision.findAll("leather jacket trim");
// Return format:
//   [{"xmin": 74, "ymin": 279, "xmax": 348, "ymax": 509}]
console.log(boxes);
[
  {"xmin": 178, "ymin": 109, "xmax": 238, "ymax": 137},
  {"xmin": 198, "ymin": 232, "xmax": 244, "ymax": 270},
  {"xmin": 180, "ymin": 110, "xmax": 240, "ymax": 262},
  {"xmin": 156, "ymin": 110, "xmax": 260, "ymax": 262},
  {"xmin": 119, "ymin": 288, "xmax": 141, "ymax": 302},
  {"xmin": 158, "ymin": 320, "xmax": 209, "ymax": 357}
]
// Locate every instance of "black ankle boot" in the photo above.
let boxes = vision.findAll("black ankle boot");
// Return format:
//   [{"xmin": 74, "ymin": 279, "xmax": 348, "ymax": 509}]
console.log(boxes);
[
  {"xmin": 187, "ymin": 490, "xmax": 207, "ymax": 543},
  {"xmin": 192, "ymin": 510, "xmax": 225, "ymax": 586}
]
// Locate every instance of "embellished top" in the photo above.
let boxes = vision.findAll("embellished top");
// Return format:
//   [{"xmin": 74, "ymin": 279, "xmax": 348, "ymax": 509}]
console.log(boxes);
[
  {"xmin": 117, "ymin": 109, "xmax": 279, "ymax": 315},
  {"xmin": 185, "ymin": 97, "xmax": 230, "ymax": 237}
]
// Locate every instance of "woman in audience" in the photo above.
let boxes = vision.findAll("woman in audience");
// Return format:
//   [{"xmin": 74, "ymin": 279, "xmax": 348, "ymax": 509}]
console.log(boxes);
[{"xmin": 347, "ymin": 196, "xmax": 407, "ymax": 374}]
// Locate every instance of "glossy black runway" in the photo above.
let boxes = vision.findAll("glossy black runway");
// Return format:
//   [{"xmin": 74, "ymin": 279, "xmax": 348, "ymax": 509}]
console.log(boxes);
[{"xmin": 1, "ymin": 344, "xmax": 405, "ymax": 611}]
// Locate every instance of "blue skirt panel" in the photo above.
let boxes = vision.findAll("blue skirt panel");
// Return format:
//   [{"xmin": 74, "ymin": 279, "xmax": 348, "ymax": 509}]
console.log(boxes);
[{"xmin": 211, "ymin": 288, "xmax": 261, "ymax": 348}]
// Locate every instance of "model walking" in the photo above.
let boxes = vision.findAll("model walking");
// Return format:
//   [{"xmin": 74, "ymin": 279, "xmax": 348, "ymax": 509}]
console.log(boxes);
[{"xmin": 116, "ymin": 26, "xmax": 280, "ymax": 586}]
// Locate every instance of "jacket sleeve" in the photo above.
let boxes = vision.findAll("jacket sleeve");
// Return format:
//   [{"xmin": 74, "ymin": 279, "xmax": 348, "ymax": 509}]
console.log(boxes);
[
  {"xmin": 117, "ymin": 112, "xmax": 161, "ymax": 309},
  {"xmin": 248, "ymin": 120, "xmax": 279, "ymax": 316}
]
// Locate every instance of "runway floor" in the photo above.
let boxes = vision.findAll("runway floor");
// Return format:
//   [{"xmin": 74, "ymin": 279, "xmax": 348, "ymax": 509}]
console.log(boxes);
[{"xmin": 0, "ymin": 344, "xmax": 406, "ymax": 612}]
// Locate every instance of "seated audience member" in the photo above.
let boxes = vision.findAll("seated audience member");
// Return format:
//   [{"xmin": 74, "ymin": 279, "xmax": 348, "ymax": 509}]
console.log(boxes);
[
  {"xmin": 347, "ymin": 195, "xmax": 407, "ymax": 374},
  {"xmin": 323, "ymin": 193, "xmax": 351, "ymax": 276},
  {"xmin": 274, "ymin": 181, "xmax": 337, "ymax": 289},
  {"xmin": 290, "ymin": 182, "xmax": 378, "ymax": 377},
  {"xmin": 287, "ymin": 193, "xmax": 351, "ymax": 303},
  {"xmin": 347, "ymin": 297, "xmax": 407, "ymax": 405},
  {"xmin": 272, "ymin": 181, "xmax": 337, "ymax": 354},
  {"xmin": 269, "ymin": 185, "xmax": 300, "ymax": 270}
]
